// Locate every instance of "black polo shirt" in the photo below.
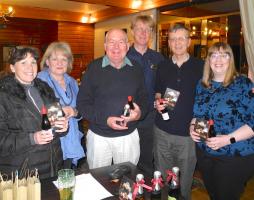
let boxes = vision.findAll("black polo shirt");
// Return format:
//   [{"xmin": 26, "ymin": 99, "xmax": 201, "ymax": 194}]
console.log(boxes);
[{"xmin": 155, "ymin": 56, "xmax": 204, "ymax": 136}]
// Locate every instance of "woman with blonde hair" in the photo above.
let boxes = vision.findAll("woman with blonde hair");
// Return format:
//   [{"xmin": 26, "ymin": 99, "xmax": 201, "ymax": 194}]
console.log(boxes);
[
  {"xmin": 38, "ymin": 42, "xmax": 85, "ymax": 169},
  {"xmin": 190, "ymin": 42, "xmax": 254, "ymax": 200}
]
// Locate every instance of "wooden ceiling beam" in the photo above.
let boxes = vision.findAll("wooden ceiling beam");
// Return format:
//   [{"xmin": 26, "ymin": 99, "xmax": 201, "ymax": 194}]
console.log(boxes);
[
  {"xmin": 68, "ymin": 0, "xmax": 188, "ymax": 10},
  {"xmin": 3, "ymin": 3, "xmax": 135, "ymax": 23},
  {"xmin": 6, "ymin": 4, "xmax": 85, "ymax": 23},
  {"xmin": 4, "ymin": 0, "xmax": 220, "ymax": 23},
  {"xmin": 67, "ymin": 0, "xmax": 133, "ymax": 9},
  {"xmin": 94, "ymin": 7, "xmax": 139, "ymax": 22},
  {"xmin": 161, "ymin": 7, "xmax": 220, "ymax": 18}
]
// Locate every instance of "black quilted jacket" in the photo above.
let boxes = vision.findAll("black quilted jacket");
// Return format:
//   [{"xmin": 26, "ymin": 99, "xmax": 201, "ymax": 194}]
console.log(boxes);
[{"xmin": 0, "ymin": 75, "xmax": 64, "ymax": 179}]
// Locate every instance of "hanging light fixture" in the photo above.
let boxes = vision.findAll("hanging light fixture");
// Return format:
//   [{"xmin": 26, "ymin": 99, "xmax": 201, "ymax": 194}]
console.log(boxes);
[
  {"xmin": 0, "ymin": 6, "xmax": 14, "ymax": 22},
  {"xmin": 81, "ymin": 14, "xmax": 96, "ymax": 24}
]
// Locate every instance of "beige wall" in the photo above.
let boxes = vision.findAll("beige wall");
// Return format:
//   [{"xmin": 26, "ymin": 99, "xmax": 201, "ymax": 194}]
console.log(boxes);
[{"xmin": 94, "ymin": 9, "xmax": 158, "ymax": 59}]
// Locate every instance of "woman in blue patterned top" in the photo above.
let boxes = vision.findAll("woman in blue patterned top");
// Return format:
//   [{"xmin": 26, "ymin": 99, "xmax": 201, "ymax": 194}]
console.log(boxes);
[{"xmin": 190, "ymin": 42, "xmax": 254, "ymax": 200}]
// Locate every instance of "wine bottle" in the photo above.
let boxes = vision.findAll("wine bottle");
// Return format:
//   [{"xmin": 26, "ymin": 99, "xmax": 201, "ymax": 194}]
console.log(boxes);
[
  {"xmin": 123, "ymin": 104, "xmax": 130, "ymax": 117},
  {"xmin": 41, "ymin": 105, "xmax": 51, "ymax": 131},
  {"xmin": 127, "ymin": 96, "xmax": 135, "ymax": 110},
  {"xmin": 122, "ymin": 96, "xmax": 134, "ymax": 117},
  {"xmin": 160, "ymin": 99, "xmax": 170, "ymax": 120},
  {"xmin": 168, "ymin": 167, "xmax": 180, "ymax": 200},
  {"xmin": 151, "ymin": 171, "xmax": 162, "ymax": 199},
  {"xmin": 135, "ymin": 174, "xmax": 145, "ymax": 200},
  {"xmin": 208, "ymin": 119, "xmax": 216, "ymax": 138}
]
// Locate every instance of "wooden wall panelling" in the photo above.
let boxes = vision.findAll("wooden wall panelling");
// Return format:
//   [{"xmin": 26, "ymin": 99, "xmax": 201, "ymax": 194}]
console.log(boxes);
[
  {"xmin": 0, "ymin": 18, "xmax": 58, "ymax": 71},
  {"xmin": 0, "ymin": 18, "xmax": 94, "ymax": 80},
  {"xmin": 58, "ymin": 22, "xmax": 94, "ymax": 80}
]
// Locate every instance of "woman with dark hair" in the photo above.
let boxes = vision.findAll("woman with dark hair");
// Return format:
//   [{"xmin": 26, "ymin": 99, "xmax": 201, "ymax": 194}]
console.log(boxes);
[
  {"xmin": 0, "ymin": 46, "xmax": 68, "ymax": 179},
  {"xmin": 190, "ymin": 42, "xmax": 254, "ymax": 200}
]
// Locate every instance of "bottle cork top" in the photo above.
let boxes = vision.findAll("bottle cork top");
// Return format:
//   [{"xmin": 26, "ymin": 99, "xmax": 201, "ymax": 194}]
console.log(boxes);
[
  {"xmin": 154, "ymin": 171, "xmax": 162, "ymax": 178},
  {"xmin": 136, "ymin": 174, "xmax": 144, "ymax": 181},
  {"xmin": 172, "ymin": 167, "xmax": 180, "ymax": 175},
  {"xmin": 128, "ymin": 96, "xmax": 133, "ymax": 101},
  {"xmin": 209, "ymin": 119, "xmax": 214, "ymax": 125}
]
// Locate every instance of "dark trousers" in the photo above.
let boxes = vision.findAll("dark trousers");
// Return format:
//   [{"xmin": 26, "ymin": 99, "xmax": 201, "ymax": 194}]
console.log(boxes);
[
  {"xmin": 196, "ymin": 147, "xmax": 254, "ymax": 200},
  {"xmin": 137, "ymin": 111, "xmax": 156, "ymax": 176},
  {"xmin": 153, "ymin": 125, "xmax": 196, "ymax": 200}
]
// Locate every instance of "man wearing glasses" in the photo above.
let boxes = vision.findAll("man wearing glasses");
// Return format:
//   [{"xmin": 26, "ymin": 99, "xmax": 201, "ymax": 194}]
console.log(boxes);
[
  {"xmin": 154, "ymin": 24, "xmax": 204, "ymax": 200},
  {"xmin": 127, "ymin": 15, "xmax": 164, "ymax": 176}
]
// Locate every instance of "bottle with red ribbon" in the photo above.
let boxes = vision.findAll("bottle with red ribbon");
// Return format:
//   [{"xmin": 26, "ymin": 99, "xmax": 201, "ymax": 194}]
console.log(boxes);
[
  {"xmin": 160, "ymin": 99, "xmax": 170, "ymax": 120},
  {"xmin": 132, "ymin": 174, "xmax": 152, "ymax": 200},
  {"xmin": 167, "ymin": 167, "xmax": 180, "ymax": 200},
  {"xmin": 151, "ymin": 171, "xmax": 163, "ymax": 199},
  {"xmin": 41, "ymin": 105, "xmax": 51, "ymax": 131},
  {"xmin": 127, "ymin": 95, "xmax": 135, "ymax": 110},
  {"xmin": 208, "ymin": 119, "xmax": 216, "ymax": 138}
]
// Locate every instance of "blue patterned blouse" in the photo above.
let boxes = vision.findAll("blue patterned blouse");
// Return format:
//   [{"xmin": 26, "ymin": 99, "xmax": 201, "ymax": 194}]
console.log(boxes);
[{"xmin": 193, "ymin": 75, "xmax": 254, "ymax": 157}]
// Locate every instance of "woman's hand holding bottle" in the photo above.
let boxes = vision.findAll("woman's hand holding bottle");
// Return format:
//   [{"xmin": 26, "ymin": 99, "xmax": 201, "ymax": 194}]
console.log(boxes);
[
  {"xmin": 53, "ymin": 116, "xmax": 69, "ymax": 133},
  {"xmin": 189, "ymin": 122, "xmax": 201, "ymax": 142},
  {"xmin": 34, "ymin": 130, "xmax": 54, "ymax": 145}
]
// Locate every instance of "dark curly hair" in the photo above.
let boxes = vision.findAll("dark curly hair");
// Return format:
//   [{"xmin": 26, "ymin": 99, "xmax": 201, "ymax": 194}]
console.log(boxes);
[{"xmin": 9, "ymin": 46, "xmax": 39, "ymax": 65}]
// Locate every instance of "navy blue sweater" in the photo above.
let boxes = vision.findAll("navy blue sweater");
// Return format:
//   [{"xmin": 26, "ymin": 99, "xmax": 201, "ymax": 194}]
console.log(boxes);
[{"xmin": 77, "ymin": 57, "xmax": 149, "ymax": 137}]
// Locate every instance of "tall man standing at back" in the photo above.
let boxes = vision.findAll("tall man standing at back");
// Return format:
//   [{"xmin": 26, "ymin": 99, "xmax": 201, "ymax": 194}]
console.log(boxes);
[
  {"xmin": 77, "ymin": 29, "xmax": 148, "ymax": 169},
  {"xmin": 154, "ymin": 24, "xmax": 203, "ymax": 200},
  {"xmin": 127, "ymin": 15, "xmax": 164, "ymax": 175}
]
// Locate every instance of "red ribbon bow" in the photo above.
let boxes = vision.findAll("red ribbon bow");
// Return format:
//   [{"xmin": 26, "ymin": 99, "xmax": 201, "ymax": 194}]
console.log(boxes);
[
  {"xmin": 151, "ymin": 177, "xmax": 164, "ymax": 191},
  {"xmin": 132, "ymin": 179, "xmax": 152, "ymax": 200},
  {"xmin": 166, "ymin": 170, "xmax": 178, "ymax": 185}
]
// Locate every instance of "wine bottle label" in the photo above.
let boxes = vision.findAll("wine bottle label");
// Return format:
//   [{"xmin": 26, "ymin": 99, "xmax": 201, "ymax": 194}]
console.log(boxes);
[
  {"xmin": 162, "ymin": 112, "xmax": 170, "ymax": 120},
  {"xmin": 168, "ymin": 196, "xmax": 177, "ymax": 200}
]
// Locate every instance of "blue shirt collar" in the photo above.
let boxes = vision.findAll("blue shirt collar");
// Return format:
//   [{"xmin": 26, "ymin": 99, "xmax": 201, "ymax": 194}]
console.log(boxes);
[{"xmin": 102, "ymin": 55, "xmax": 133, "ymax": 68}]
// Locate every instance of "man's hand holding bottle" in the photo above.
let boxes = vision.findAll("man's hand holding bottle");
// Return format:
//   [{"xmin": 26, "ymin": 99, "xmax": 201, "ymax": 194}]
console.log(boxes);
[
  {"xmin": 107, "ymin": 102, "xmax": 141, "ymax": 130},
  {"xmin": 121, "ymin": 102, "xmax": 141, "ymax": 125}
]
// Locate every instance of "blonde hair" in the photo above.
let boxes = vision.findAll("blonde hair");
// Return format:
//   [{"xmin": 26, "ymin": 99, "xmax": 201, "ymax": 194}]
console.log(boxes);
[
  {"xmin": 202, "ymin": 42, "xmax": 238, "ymax": 88},
  {"xmin": 40, "ymin": 42, "xmax": 73, "ymax": 73},
  {"xmin": 130, "ymin": 15, "xmax": 155, "ymax": 31}
]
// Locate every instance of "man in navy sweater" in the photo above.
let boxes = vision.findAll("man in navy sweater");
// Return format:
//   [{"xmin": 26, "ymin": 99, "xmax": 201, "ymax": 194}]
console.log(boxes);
[
  {"xmin": 127, "ymin": 15, "xmax": 164, "ymax": 175},
  {"xmin": 77, "ymin": 29, "xmax": 148, "ymax": 169}
]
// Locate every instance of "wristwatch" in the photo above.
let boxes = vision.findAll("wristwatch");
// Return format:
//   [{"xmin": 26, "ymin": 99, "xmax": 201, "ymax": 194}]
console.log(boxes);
[{"xmin": 230, "ymin": 137, "xmax": 236, "ymax": 144}]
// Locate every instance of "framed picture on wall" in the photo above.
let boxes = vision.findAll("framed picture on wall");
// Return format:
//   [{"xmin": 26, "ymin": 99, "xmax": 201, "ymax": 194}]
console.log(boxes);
[{"xmin": 2, "ymin": 44, "xmax": 17, "ymax": 71}]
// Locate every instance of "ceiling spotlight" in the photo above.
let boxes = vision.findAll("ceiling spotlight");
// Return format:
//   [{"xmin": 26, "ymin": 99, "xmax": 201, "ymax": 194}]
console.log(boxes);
[
  {"xmin": 81, "ymin": 16, "xmax": 89, "ymax": 23},
  {"xmin": 81, "ymin": 14, "xmax": 96, "ymax": 23},
  {"xmin": 132, "ymin": 0, "xmax": 142, "ymax": 9}
]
